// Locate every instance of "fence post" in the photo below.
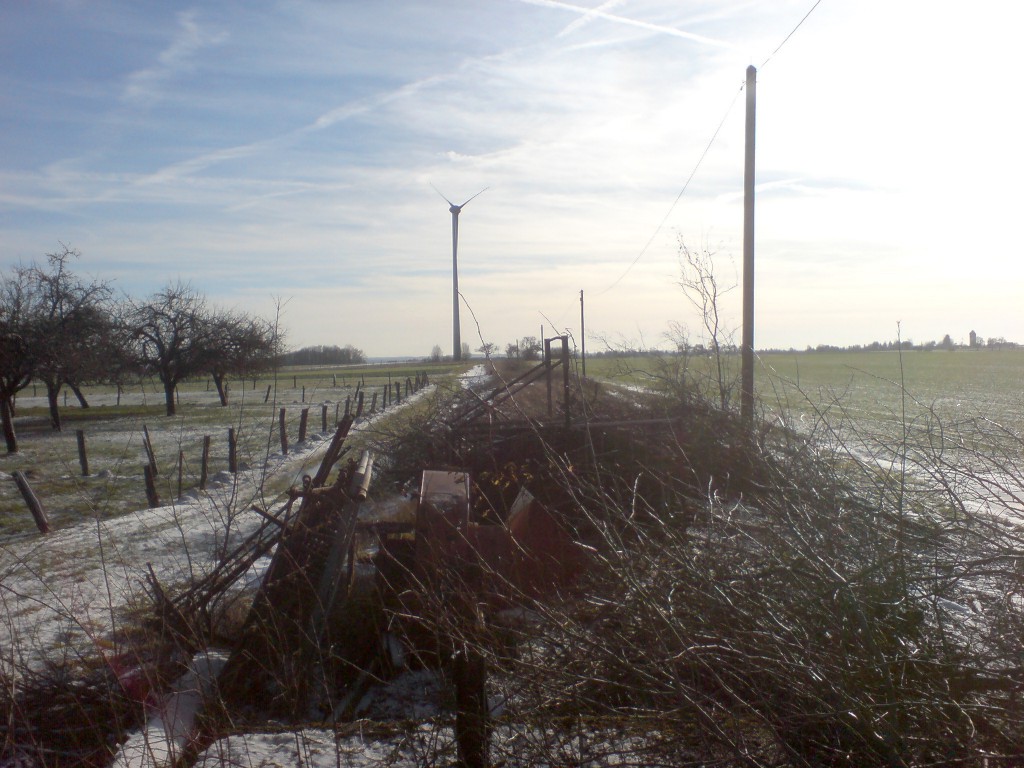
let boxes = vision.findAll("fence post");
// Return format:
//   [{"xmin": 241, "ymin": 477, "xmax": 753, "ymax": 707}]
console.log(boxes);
[
  {"xmin": 454, "ymin": 645, "xmax": 489, "ymax": 768},
  {"xmin": 13, "ymin": 471, "xmax": 50, "ymax": 534},
  {"xmin": 561, "ymin": 335, "xmax": 571, "ymax": 428},
  {"xmin": 299, "ymin": 407, "xmax": 309, "ymax": 442},
  {"xmin": 264, "ymin": 384, "xmax": 272, "ymax": 403},
  {"xmin": 321, "ymin": 404, "xmax": 328, "ymax": 432},
  {"xmin": 177, "ymin": 450, "xmax": 184, "ymax": 498},
  {"xmin": 76, "ymin": 429, "xmax": 89, "ymax": 476},
  {"xmin": 302, "ymin": 385, "xmax": 306, "ymax": 404},
  {"xmin": 279, "ymin": 407, "xmax": 289, "ymax": 454},
  {"xmin": 370, "ymin": 392, "xmax": 378, "ymax": 413},
  {"xmin": 200, "ymin": 435, "xmax": 211, "ymax": 489},
  {"xmin": 356, "ymin": 392, "xmax": 364, "ymax": 418},
  {"xmin": 545, "ymin": 338, "xmax": 553, "ymax": 418},
  {"xmin": 144, "ymin": 465, "xmax": 160, "ymax": 508},
  {"xmin": 142, "ymin": 424, "xmax": 158, "ymax": 477},
  {"xmin": 228, "ymin": 428, "xmax": 238, "ymax": 473}
]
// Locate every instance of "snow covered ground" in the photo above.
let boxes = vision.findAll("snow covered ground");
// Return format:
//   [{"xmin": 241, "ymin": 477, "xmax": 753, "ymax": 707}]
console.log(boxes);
[{"xmin": 0, "ymin": 370, "xmax": 524, "ymax": 767}]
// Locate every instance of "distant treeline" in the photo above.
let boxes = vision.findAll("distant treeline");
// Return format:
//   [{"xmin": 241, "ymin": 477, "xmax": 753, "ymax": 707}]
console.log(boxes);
[
  {"xmin": 279, "ymin": 344, "xmax": 366, "ymax": 366},
  {"xmin": 787, "ymin": 336, "xmax": 1019, "ymax": 354}
]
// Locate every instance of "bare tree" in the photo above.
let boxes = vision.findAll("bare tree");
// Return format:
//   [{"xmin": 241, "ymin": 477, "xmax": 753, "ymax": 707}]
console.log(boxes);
[
  {"xmin": 519, "ymin": 336, "xmax": 542, "ymax": 361},
  {"xmin": 676, "ymin": 239, "xmax": 738, "ymax": 410},
  {"xmin": 206, "ymin": 310, "xmax": 280, "ymax": 406},
  {"xmin": 27, "ymin": 246, "xmax": 114, "ymax": 430},
  {"xmin": 0, "ymin": 270, "xmax": 36, "ymax": 452},
  {"xmin": 124, "ymin": 282, "xmax": 215, "ymax": 416}
]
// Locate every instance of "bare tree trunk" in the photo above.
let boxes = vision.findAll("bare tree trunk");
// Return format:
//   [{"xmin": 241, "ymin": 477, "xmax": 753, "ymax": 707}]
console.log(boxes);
[
  {"xmin": 212, "ymin": 372, "xmax": 229, "ymax": 406},
  {"xmin": 45, "ymin": 379, "xmax": 62, "ymax": 432},
  {"xmin": 69, "ymin": 382, "xmax": 89, "ymax": 408},
  {"xmin": 163, "ymin": 379, "xmax": 177, "ymax": 416},
  {"xmin": 1, "ymin": 396, "xmax": 18, "ymax": 453}
]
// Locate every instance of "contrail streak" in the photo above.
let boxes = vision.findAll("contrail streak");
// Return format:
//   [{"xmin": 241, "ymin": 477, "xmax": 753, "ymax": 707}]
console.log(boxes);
[{"xmin": 516, "ymin": 0, "xmax": 735, "ymax": 49}]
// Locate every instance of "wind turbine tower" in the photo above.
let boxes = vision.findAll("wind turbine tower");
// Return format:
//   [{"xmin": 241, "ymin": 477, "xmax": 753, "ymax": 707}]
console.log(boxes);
[{"xmin": 433, "ymin": 185, "xmax": 487, "ymax": 361}]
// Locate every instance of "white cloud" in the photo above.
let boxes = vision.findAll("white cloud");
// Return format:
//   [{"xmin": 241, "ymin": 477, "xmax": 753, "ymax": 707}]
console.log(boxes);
[
  {"xmin": 122, "ymin": 9, "xmax": 226, "ymax": 104},
  {"xmin": 3, "ymin": 1, "xmax": 1024, "ymax": 354}
]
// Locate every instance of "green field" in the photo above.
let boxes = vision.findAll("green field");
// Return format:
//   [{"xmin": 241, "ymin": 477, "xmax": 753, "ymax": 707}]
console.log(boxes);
[
  {"xmin": 0, "ymin": 361, "xmax": 470, "ymax": 535},
  {"xmin": 586, "ymin": 347, "xmax": 1024, "ymax": 433}
]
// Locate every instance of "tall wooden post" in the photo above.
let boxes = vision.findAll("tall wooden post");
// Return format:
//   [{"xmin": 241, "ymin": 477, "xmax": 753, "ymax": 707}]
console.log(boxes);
[
  {"xmin": 579, "ymin": 289, "xmax": 586, "ymax": 377},
  {"xmin": 741, "ymin": 64, "xmax": 757, "ymax": 432},
  {"xmin": 279, "ymin": 407, "xmax": 288, "ymax": 455},
  {"xmin": 545, "ymin": 338, "xmax": 553, "ymax": 418},
  {"xmin": 452, "ymin": 205, "xmax": 462, "ymax": 361},
  {"xmin": 561, "ymin": 336, "xmax": 571, "ymax": 428}
]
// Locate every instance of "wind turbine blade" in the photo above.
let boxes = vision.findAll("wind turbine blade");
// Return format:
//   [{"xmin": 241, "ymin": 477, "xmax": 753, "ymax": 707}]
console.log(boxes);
[
  {"xmin": 459, "ymin": 186, "xmax": 489, "ymax": 207},
  {"xmin": 429, "ymin": 182, "xmax": 455, "ymax": 207}
]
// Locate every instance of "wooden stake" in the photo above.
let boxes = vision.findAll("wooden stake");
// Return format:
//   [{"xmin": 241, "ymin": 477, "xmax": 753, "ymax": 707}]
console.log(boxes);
[
  {"xmin": 177, "ymin": 450, "xmax": 184, "ymax": 498},
  {"xmin": 13, "ymin": 471, "xmax": 50, "ymax": 533},
  {"xmin": 200, "ymin": 435, "xmax": 211, "ymax": 489},
  {"xmin": 228, "ymin": 428, "xmax": 238, "ymax": 473},
  {"xmin": 321, "ymin": 404, "xmax": 328, "ymax": 433},
  {"xmin": 76, "ymin": 429, "xmax": 89, "ymax": 476},
  {"xmin": 142, "ymin": 424, "xmax": 158, "ymax": 477},
  {"xmin": 144, "ymin": 465, "xmax": 160, "ymax": 509},
  {"xmin": 279, "ymin": 407, "xmax": 288, "ymax": 454},
  {"xmin": 298, "ymin": 407, "xmax": 309, "ymax": 442}
]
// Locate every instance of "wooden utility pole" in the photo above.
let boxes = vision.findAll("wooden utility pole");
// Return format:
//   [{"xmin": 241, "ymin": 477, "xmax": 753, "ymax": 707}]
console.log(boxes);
[{"xmin": 741, "ymin": 64, "xmax": 757, "ymax": 432}]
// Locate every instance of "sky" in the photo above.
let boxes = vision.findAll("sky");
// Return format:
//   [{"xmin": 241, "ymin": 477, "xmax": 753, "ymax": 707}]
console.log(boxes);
[{"xmin": 2, "ymin": 1, "xmax": 1023, "ymax": 357}]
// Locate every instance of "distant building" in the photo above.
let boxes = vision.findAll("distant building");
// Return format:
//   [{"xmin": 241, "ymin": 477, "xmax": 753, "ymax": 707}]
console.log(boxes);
[{"xmin": 969, "ymin": 330, "xmax": 978, "ymax": 348}]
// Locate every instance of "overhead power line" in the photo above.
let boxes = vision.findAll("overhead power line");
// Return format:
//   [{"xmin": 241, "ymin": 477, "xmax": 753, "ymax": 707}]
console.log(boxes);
[{"xmin": 597, "ymin": 0, "xmax": 826, "ymax": 296}]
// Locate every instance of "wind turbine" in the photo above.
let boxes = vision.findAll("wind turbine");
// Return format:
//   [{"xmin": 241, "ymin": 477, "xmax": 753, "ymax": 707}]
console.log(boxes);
[{"xmin": 432, "ymin": 184, "xmax": 488, "ymax": 361}]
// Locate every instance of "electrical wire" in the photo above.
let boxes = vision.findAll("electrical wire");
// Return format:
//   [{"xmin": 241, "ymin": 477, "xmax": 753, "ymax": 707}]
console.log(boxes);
[
  {"xmin": 595, "ymin": 0, "xmax": 826, "ymax": 296},
  {"xmin": 760, "ymin": 0, "xmax": 823, "ymax": 69},
  {"xmin": 597, "ymin": 84, "xmax": 743, "ymax": 295}
]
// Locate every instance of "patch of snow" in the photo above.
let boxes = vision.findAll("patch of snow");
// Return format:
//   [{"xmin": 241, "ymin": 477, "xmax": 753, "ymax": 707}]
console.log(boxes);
[{"xmin": 111, "ymin": 649, "xmax": 229, "ymax": 768}]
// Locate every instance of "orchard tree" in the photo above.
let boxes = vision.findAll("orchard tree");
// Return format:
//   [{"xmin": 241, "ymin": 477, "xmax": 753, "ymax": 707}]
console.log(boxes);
[
  {"xmin": 206, "ymin": 310, "xmax": 280, "ymax": 406},
  {"xmin": 27, "ymin": 246, "xmax": 115, "ymax": 430},
  {"xmin": 519, "ymin": 336, "xmax": 542, "ymax": 361},
  {"xmin": 0, "ymin": 269, "xmax": 37, "ymax": 452},
  {"xmin": 124, "ymin": 282, "xmax": 216, "ymax": 416}
]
